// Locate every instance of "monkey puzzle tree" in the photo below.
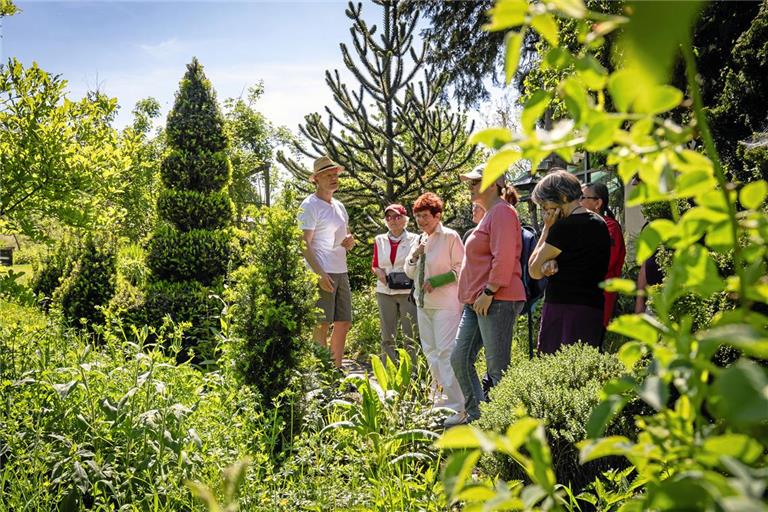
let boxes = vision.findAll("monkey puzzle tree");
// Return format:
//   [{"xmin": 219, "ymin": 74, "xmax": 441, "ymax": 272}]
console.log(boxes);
[
  {"xmin": 144, "ymin": 58, "xmax": 233, "ymax": 359},
  {"xmin": 278, "ymin": 0, "xmax": 476, "ymax": 233}
]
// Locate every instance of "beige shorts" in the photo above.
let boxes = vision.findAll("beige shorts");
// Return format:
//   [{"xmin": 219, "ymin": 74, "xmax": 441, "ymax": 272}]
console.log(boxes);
[{"xmin": 317, "ymin": 273, "xmax": 352, "ymax": 323}]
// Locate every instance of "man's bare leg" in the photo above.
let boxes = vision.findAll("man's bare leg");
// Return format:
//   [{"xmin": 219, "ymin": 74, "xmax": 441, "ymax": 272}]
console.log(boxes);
[
  {"xmin": 330, "ymin": 321, "xmax": 351, "ymax": 368},
  {"xmin": 314, "ymin": 322, "xmax": 330, "ymax": 347}
]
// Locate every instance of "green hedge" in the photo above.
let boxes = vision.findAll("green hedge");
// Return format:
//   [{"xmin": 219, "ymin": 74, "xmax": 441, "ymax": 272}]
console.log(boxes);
[
  {"xmin": 157, "ymin": 189, "xmax": 233, "ymax": 232},
  {"xmin": 55, "ymin": 235, "xmax": 117, "ymax": 330},
  {"xmin": 146, "ymin": 226, "xmax": 232, "ymax": 285},
  {"xmin": 160, "ymin": 149, "xmax": 231, "ymax": 192},
  {"xmin": 477, "ymin": 343, "xmax": 637, "ymax": 490}
]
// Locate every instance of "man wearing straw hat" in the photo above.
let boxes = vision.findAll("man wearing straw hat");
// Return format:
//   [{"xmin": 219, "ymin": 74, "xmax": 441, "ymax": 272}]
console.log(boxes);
[{"xmin": 299, "ymin": 155, "xmax": 356, "ymax": 368}]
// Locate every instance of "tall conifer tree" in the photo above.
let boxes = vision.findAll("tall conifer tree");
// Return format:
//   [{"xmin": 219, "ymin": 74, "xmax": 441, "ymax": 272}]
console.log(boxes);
[
  {"xmin": 144, "ymin": 58, "xmax": 233, "ymax": 358},
  {"xmin": 278, "ymin": 0, "xmax": 475, "ymax": 228}
]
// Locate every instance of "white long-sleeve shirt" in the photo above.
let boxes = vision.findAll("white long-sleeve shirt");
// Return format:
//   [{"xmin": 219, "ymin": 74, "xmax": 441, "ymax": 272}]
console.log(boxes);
[{"xmin": 404, "ymin": 223, "xmax": 464, "ymax": 310}]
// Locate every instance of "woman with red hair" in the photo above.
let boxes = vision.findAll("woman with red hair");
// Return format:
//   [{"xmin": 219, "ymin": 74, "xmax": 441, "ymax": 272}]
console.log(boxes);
[{"xmin": 404, "ymin": 192, "xmax": 465, "ymax": 417}]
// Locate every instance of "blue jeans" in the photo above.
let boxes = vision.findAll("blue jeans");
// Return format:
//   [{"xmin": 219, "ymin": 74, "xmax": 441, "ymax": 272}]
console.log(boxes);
[{"xmin": 450, "ymin": 300, "xmax": 524, "ymax": 421}]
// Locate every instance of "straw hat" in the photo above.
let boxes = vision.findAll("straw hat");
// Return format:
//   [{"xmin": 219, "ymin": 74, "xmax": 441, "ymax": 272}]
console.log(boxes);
[{"xmin": 310, "ymin": 155, "xmax": 344, "ymax": 182}]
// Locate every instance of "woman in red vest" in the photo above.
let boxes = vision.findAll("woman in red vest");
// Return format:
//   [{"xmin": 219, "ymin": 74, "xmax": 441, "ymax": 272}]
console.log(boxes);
[{"xmin": 580, "ymin": 182, "xmax": 627, "ymax": 327}]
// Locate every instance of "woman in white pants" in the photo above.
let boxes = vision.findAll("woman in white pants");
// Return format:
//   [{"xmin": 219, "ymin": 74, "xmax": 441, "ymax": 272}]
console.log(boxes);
[{"xmin": 405, "ymin": 192, "xmax": 465, "ymax": 414}]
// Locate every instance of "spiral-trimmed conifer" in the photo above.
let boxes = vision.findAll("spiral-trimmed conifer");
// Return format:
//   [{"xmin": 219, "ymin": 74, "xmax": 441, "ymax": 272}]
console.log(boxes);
[{"xmin": 145, "ymin": 58, "xmax": 232, "ymax": 359}]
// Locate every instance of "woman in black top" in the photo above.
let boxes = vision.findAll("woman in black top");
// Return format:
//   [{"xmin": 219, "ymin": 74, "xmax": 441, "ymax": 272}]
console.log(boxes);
[{"xmin": 528, "ymin": 170, "xmax": 610, "ymax": 354}]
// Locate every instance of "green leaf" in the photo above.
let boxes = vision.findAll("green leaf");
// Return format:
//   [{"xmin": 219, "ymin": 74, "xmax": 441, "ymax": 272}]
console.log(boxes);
[
  {"xmin": 483, "ymin": 150, "xmax": 522, "ymax": 191},
  {"xmin": 371, "ymin": 355, "xmax": 389, "ymax": 392},
  {"xmin": 619, "ymin": 1, "xmax": 704, "ymax": 86},
  {"xmin": 469, "ymin": 128, "xmax": 514, "ymax": 149},
  {"xmin": 586, "ymin": 396, "xmax": 627, "ymax": 438},
  {"xmin": 635, "ymin": 219, "xmax": 675, "ymax": 265},
  {"xmin": 575, "ymin": 55, "xmax": 608, "ymax": 90},
  {"xmin": 670, "ymin": 244, "xmax": 724, "ymax": 297},
  {"xmin": 543, "ymin": 47, "xmax": 573, "ymax": 71},
  {"xmin": 505, "ymin": 31, "xmax": 525, "ymax": 84},
  {"xmin": 531, "ymin": 13, "xmax": 559, "ymax": 46},
  {"xmin": 549, "ymin": 0, "xmax": 586, "ymax": 18},
  {"xmin": 442, "ymin": 450, "xmax": 482, "ymax": 500},
  {"xmin": 486, "ymin": 0, "xmax": 528, "ymax": 32},
  {"xmin": 639, "ymin": 375, "xmax": 668, "ymax": 411},
  {"xmin": 608, "ymin": 69, "xmax": 642, "ymax": 113},
  {"xmin": 584, "ymin": 117, "xmax": 620, "ymax": 152},
  {"xmin": 705, "ymin": 220, "xmax": 734, "ymax": 251},
  {"xmin": 633, "ymin": 85, "xmax": 683, "ymax": 115},
  {"xmin": 618, "ymin": 341, "xmax": 645, "ymax": 370},
  {"xmin": 700, "ymin": 434, "xmax": 763, "ymax": 466},
  {"xmin": 559, "ymin": 76, "xmax": 588, "ymax": 123},
  {"xmin": 522, "ymin": 91, "xmax": 552, "ymax": 134},
  {"xmin": 435, "ymin": 426, "xmax": 495, "ymax": 451},
  {"xmin": 601, "ymin": 278, "xmax": 636, "ymax": 295},
  {"xmin": 578, "ymin": 436, "xmax": 634, "ymax": 464},
  {"xmin": 676, "ymin": 169, "xmax": 716, "ymax": 199},
  {"xmin": 669, "ymin": 149, "xmax": 713, "ymax": 174},
  {"xmin": 709, "ymin": 360, "xmax": 768, "ymax": 427},
  {"xmin": 740, "ymin": 180, "xmax": 767, "ymax": 210},
  {"xmin": 499, "ymin": 417, "xmax": 541, "ymax": 455},
  {"xmin": 698, "ymin": 324, "xmax": 768, "ymax": 360},
  {"xmin": 608, "ymin": 314, "xmax": 659, "ymax": 345}
]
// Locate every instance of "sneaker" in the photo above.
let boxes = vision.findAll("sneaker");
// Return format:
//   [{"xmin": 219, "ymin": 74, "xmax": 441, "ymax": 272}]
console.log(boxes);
[{"xmin": 443, "ymin": 411, "xmax": 468, "ymax": 427}]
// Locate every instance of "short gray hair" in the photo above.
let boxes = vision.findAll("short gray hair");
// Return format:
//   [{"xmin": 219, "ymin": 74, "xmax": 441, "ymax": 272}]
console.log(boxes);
[{"xmin": 532, "ymin": 169, "xmax": 582, "ymax": 205}]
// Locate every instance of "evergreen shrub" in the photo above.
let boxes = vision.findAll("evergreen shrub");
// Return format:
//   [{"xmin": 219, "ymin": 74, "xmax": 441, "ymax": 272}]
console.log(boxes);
[
  {"xmin": 225, "ymin": 205, "xmax": 316, "ymax": 405},
  {"xmin": 146, "ymin": 226, "xmax": 231, "ymax": 285},
  {"xmin": 142, "ymin": 58, "xmax": 233, "ymax": 361},
  {"xmin": 157, "ymin": 189, "xmax": 233, "ymax": 231},
  {"xmin": 30, "ymin": 237, "xmax": 79, "ymax": 305},
  {"xmin": 160, "ymin": 149, "xmax": 230, "ymax": 192},
  {"xmin": 477, "ymin": 343, "xmax": 637, "ymax": 490},
  {"xmin": 55, "ymin": 235, "xmax": 117, "ymax": 330}
]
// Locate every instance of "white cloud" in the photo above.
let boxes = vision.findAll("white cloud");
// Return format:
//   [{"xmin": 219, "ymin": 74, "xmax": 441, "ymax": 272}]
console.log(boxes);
[{"xmin": 137, "ymin": 38, "xmax": 187, "ymax": 60}]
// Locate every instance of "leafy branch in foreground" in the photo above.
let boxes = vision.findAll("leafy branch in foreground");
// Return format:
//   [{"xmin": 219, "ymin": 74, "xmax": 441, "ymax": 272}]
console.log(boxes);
[{"xmin": 437, "ymin": 0, "xmax": 768, "ymax": 510}]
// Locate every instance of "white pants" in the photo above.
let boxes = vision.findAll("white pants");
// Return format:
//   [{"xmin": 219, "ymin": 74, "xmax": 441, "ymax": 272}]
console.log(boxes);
[{"xmin": 417, "ymin": 306, "xmax": 464, "ymax": 413}]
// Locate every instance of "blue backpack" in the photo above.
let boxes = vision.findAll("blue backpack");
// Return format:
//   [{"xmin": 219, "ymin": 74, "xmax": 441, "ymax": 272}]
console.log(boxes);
[
  {"xmin": 520, "ymin": 225, "xmax": 547, "ymax": 314},
  {"xmin": 520, "ymin": 225, "xmax": 547, "ymax": 358}
]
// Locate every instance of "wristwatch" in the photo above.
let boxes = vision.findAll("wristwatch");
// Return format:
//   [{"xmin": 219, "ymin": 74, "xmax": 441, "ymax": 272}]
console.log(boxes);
[{"xmin": 483, "ymin": 287, "xmax": 496, "ymax": 296}]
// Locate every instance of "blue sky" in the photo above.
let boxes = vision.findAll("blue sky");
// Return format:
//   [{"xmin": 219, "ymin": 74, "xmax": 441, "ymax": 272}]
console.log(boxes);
[
  {"xmin": 3, "ymin": 1, "xmax": 373, "ymax": 131},
  {"xmin": 3, "ymin": 0, "xmax": 512, "ymax": 152}
]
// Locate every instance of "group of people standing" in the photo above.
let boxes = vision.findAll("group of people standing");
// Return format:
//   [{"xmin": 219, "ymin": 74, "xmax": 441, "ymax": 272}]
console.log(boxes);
[{"xmin": 299, "ymin": 155, "xmax": 626, "ymax": 426}]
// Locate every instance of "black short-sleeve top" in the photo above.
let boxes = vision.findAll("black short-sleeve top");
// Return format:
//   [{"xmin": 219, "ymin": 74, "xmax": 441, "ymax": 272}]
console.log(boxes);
[{"xmin": 544, "ymin": 211, "xmax": 611, "ymax": 309}]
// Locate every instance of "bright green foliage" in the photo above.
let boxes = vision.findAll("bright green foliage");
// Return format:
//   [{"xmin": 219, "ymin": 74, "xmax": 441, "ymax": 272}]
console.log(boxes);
[
  {"xmin": 439, "ymin": 1, "xmax": 768, "ymax": 510},
  {"xmin": 225, "ymin": 204, "xmax": 316, "ymax": 405},
  {"xmin": 113, "ymin": 97, "xmax": 164, "ymax": 241},
  {"xmin": 1, "ymin": 0, "xmax": 18, "ymax": 16},
  {"xmin": 477, "ymin": 344, "xmax": 637, "ymax": 490},
  {"xmin": 145, "ymin": 59, "xmax": 233, "ymax": 359},
  {"xmin": 223, "ymin": 84, "xmax": 289, "ymax": 222},
  {"xmin": 55, "ymin": 234, "xmax": 117, "ymax": 330},
  {"xmin": 0, "ymin": 309, "xmax": 267, "ymax": 510},
  {"xmin": 30, "ymin": 236, "xmax": 79, "ymax": 305},
  {"xmin": 0, "ymin": 59, "xmax": 124, "ymax": 238}
]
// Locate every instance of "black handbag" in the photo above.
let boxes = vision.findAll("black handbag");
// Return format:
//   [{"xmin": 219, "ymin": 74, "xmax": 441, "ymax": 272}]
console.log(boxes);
[{"xmin": 386, "ymin": 271, "xmax": 414, "ymax": 290}]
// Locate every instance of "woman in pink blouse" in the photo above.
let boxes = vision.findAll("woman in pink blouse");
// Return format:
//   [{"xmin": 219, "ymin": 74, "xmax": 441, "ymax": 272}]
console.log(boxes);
[{"xmin": 448, "ymin": 166, "xmax": 526, "ymax": 426}]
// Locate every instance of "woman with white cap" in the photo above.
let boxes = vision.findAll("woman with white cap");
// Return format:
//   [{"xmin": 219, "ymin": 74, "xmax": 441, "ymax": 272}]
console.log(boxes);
[{"xmin": 372, "ymin": 203, "xmax": 420, "ymax": 363}]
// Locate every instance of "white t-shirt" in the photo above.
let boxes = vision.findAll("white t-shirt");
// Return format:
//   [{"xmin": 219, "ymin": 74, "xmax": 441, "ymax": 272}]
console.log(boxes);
[{"xmin": 298, "ymin": 193, "xmax": 349, "ymax": 273}]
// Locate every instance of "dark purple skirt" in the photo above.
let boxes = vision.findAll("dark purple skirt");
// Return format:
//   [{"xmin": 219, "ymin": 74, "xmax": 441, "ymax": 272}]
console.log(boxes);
[{"xmin": 537, "ymin": 302, "xmax": 604, "ymax": 354}]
